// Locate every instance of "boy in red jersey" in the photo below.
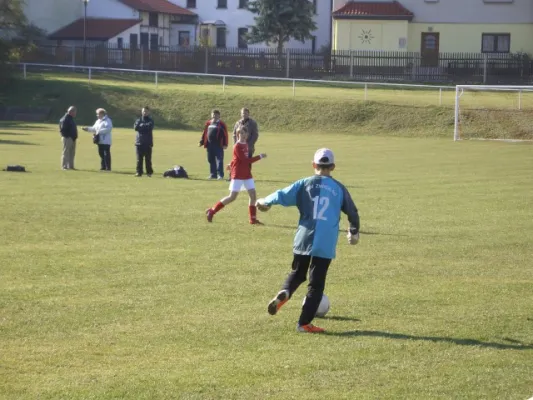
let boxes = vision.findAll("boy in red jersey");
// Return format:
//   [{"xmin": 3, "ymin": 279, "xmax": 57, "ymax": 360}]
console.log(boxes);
[{"xmin": 206, "ymin": 126, "xmax": 267, "ymax": 224}]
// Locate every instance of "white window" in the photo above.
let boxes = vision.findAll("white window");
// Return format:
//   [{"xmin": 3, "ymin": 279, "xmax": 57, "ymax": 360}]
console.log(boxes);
[{"xmin": 481, "ymin": 33, "xmax": 510, "ymax": 53}]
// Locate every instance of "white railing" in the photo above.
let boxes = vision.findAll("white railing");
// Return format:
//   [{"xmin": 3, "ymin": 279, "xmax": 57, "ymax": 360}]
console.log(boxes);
[{"xmin": 18, "ymin": 62, "xmax": 455, "ymax": 105}]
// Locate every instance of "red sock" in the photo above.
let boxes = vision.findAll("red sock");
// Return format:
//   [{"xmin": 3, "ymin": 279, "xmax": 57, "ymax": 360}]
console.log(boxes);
[
  {"xmin": 249, "ymin": 205, "xmax": 257, "ymax": 221},
  {"xmin": 212, "ymin": 201, "xmax": 225, "ymax": 214}
]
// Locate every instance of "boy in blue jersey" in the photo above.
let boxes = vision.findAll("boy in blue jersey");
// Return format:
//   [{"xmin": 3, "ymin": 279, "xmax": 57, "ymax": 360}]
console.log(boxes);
[{"xmin": 256, "ymin": 148, "xmax": 360, "ymax": 333}]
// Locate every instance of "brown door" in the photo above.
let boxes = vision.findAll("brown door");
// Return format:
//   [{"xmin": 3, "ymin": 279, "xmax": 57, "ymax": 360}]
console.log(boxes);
[{"xmin": 421, "ymin": 32, "xmax": 439, "ymax": 67}]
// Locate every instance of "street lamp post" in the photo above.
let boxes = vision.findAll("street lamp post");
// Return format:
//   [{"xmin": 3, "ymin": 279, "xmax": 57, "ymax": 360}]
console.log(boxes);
[{"xmin": 83, "ymin": 0, "xmax": 89, "ymax": 64}]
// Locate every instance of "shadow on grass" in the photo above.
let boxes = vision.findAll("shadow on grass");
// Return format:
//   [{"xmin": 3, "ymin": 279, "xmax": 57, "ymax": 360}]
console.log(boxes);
[
  {"xmin": 264, "ymin": 225, "xmax": 406, "ymax": 237},
  {"xmin": 0, "ymin": 138, "xmax": 38, "ymax": 145},
  {"xmin": 320, "ymin": 315, "xmax": 361, "ymax": 322},
  {"xmin": 77, "ymin": 169, "xmax": 136, "ymax": 176},
  {"xmin": 0, "ymin": 122, "xmax": 44, "ymax": 131},
  {"xmin": 324, "ymin": 330, "xmax": 533, "ymax": 350},
  {"xmin": 0, "ymin": 131, "xmax": 30, "ymax": 136}
]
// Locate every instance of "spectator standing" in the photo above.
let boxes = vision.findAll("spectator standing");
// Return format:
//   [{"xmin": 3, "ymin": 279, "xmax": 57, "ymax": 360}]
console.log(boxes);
[
  {"xmin": 134, "ymin": 106, "xmax": 154, "ymax": 177},
  {"xmin": 232, "ymin": 108, "xmax": 259, "ymax": 157},
  {"xmin": 199, "ymin": 109, "xmax": 228, "ymax": 180},
  {"xmin": 83, "ymin": 108, "xmax": 113, "ymax": 171},
  {"xmin": 59, "ymin": 106, "xmax": 78, "ymax": 170}
]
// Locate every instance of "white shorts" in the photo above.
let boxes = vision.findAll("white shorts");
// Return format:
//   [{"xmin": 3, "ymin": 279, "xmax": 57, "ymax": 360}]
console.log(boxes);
[{"xmin": 229, "ymin": 178, "xmax": 255, "ymax": 192}]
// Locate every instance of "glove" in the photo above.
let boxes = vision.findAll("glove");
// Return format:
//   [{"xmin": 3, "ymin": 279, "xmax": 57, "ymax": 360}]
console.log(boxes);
[
  {"xmin": 347, "ymin": 231, "xmax": 359, "ymax": 245},
  {"xmin": 256, "ymin": 198, "xmax": 271, "ymax": 212}
]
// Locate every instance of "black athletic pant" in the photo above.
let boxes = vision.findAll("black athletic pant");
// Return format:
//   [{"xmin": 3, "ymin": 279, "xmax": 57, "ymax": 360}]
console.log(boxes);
[
  {"xmin": 281, "ymin": 254, "xmax": 331, "ymax": 326},
  {"xmin": 136, "ymin": 145, "xmax": 153, "ymax": 175},
  {"xmin": 98, "ymin": 144, "xmax": 111, "ymax": 171}
]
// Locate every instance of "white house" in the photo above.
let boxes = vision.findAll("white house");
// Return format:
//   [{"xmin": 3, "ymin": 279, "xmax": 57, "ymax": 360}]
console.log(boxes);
[
  {"xmin": 168, "ymin": 0, "xmax": 332, "ymax": 51},
  {"xmin": 26, "ymin": 0, "xmax": 333, "ymax": 51},
  {"xmin": 32, "ymin": 0, "xmax": 198, "ymax": 49}
]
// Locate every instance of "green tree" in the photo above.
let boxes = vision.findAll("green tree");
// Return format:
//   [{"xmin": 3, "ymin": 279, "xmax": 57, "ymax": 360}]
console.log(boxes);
[
  {"xmin": 246, "ymin": 0, "xmax": 317, "ymax": 57},
  {"xmin": 0, "ymin": 0, "xmax": 31, "ymax": 86}
]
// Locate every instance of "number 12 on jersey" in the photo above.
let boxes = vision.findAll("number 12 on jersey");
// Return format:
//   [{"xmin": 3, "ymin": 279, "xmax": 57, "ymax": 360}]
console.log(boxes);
[{"xmin": 312, "ymin": 196, "xmax": 329, "ymax": 221}]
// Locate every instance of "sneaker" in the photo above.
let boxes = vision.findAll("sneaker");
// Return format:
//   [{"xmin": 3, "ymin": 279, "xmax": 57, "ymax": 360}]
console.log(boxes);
[
  {"xmin": 135, "ymin": 173, "xmax": 142, "ymax": 177},
  {"xmin": 217, "ymin": 176, "xmax": 224, "ymax": 180},
  {"xmin": 250, "ymin": 219, "xmax": 263, "ymax": 225},
  {"xmin": 207, "ymin": 176, "xmax": 216, "ymax": 180},
  {"xmin": 268, "ymin": 290, "xmax": 289, "ymax": 315},
  {"xmin": 206, "ymin": 208, "xmax": 214, "ymax": 223},
  {"xmin": 147, "ymin": 174, "xmax": 152, "ymax": 177},
  {"xmin": 297, "ymin": 324, "xmax": 325, "ymax": 333}
]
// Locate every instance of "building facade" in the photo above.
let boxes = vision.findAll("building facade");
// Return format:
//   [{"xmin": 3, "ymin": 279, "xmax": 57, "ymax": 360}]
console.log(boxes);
[
  {"xmin": 169, "ymin": 0, "xmax": 332, "ymax": 51},
  {"xmin": 332, "ymin": 0, "xmax": 533, "ymax": 59}
]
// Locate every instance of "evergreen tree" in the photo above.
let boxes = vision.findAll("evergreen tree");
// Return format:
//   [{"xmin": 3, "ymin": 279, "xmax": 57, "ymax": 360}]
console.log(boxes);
[{"xmin": 247, "ymin": 0, "xmax": 317, "ymax": 56}]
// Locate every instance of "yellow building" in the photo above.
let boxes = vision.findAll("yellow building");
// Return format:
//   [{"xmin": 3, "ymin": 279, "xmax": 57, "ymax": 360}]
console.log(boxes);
[{"xmin": 332, "ymin": 1, "xmax": 533, "ymax": 66}]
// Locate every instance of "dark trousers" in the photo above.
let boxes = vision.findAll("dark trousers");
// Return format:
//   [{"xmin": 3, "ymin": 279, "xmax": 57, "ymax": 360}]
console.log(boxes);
[
  {"xmin": 281, "ymin": 254, "xmax": 331, "ymax": 326},
  {"xmin": 98, "ymin": 144, "xmax": 111, "ymax": 171},
  {"xmin": 207, "ymin": 147, "xmax": 224, "ymax": 178},
  {"xmin": 136, "ymin": 145, "xmax": 153, "ymax": 175}
]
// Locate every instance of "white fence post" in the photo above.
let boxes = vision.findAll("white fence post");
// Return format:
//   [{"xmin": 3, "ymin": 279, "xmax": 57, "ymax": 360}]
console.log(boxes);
[
  {"xmin": 439, "ymin": 88, "xmax": 442, "ymax": 106},
  {"xmin": 204, "ymin": 47, "xmax": 208, "ymax": 74},
  {"xmin": 222, "ymin": 75, "xmax": 226, "ymax": 92},
  {"xmin": 155, "ymin": 71, "xmax": 158, "ymax": 87},
  {"xmin": 286, "ymin": 50, "xmax": 290, "ymax": 78},
  {"xmin": 23, "ymin": 63, "xmax": 27, "ymax": 79},
  {"xmin": 88, "ymin": 67, "xmax": 92, "ymax": 82},
  {"xmin": 292, "ymin": 80, "xmax": 295, "ymax": 97},
  {"xmin": 364, "ymin": 83, "xmax": 368, "ymax": 101},
  {"xmin": 454, "ymin": 86, "xmax": 460, "ymax": 141},
  {"xmin": 518, "ymin": 90, "xmax": 522, "ymax": 110}
]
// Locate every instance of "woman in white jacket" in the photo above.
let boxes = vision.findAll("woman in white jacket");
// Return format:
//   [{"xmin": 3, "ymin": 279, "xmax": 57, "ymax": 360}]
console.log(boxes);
[{"xmin": 83, "ymin": 108, "xmax": 113, "ymax": 171}]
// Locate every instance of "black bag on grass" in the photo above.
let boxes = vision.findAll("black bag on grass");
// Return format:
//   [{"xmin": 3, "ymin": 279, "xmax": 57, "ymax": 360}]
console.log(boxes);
[
  {"xmin": 163, "ymin": 165, "xmax": 189, "ymax": 179},
  {"xmin": 4, "ymin": 165, "xmax": 26, "ymax": 172}
]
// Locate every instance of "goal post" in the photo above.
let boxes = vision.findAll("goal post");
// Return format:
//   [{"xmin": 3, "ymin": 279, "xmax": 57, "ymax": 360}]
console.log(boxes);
[{"xmin": 454, "ymin": 85, "xmax": 533, "ymax": 142}]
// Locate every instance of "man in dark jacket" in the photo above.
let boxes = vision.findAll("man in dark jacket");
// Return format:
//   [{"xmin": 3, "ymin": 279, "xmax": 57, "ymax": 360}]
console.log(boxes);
[
  {"xmin": 134, "ymin": 106, "xmax": 154, "ymax": 177},
  {"xmin": 59, "ymin": 106, "xmax": 78, "ymax": 170},
  {"xmin": 199, "ymin": 109, "xmax": 228, "ymax": 180}
]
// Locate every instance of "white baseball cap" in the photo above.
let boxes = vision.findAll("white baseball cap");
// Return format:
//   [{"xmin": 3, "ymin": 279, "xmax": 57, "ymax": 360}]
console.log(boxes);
[{"xmin": 313, "ymin": 148, "xmax": 335, "ymax": 165}]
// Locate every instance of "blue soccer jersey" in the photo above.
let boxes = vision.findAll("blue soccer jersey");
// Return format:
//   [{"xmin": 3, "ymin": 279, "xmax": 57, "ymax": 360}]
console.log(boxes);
[{"xmin": 263, "ymin": 175, "xmax": 360, "ymax": 259}]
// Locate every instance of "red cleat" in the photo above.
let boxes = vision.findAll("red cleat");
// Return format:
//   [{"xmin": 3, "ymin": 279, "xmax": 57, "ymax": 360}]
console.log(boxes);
[
  {"xmin": 268, "ymin": 290, "xmax": 289, "ymax": 315},
  {"xmin": 297, "ymin": 324, "xmax": 325, "ymax": 333},
  {"xmin": 206, "ymin": 208, "xmax": 214, "ymax": 222}
]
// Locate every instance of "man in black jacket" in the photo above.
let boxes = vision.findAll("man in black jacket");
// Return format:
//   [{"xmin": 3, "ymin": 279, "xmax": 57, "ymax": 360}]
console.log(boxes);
[
  {"xmin": 134, "ymin": 106, "xmax": 154, "ymax": 177},
  {"xmin": 59, "ymin": 106, "xmax": 78, "ymax": 170}
]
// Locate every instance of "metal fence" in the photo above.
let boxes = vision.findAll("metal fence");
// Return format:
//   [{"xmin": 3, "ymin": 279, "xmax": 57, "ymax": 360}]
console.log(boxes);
[{"xmin": 20, "ymin": 44, "xmax": 533, "ymax": 84}]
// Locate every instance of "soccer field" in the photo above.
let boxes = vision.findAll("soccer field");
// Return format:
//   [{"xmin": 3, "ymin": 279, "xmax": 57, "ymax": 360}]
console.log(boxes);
[{"xmin": 1, "ymin": 123, "xmax": 532, "ymax": 399}]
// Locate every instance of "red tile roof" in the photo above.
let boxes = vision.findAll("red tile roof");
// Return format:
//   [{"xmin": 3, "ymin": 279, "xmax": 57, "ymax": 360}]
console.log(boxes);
[
  {"xmin": 119, "ymin": 0, "xmax": 196, "ymax": 16},
  {"xmin": 333, "ymin": 1, "xmax": 414, "ymax": 20},
  {"xmin": 49, "ymin": 18, "xmax": 141, "ymax": 41}
]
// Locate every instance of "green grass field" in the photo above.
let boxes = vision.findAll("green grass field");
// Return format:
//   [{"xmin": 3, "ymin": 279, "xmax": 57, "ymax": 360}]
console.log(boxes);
[{"xmin": 1, "ymin": 123, "xmax": 532, "ymax": 399}]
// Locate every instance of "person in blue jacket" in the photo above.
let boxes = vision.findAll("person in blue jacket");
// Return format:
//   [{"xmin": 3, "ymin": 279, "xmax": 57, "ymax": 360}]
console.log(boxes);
[{"xmin": 257, "ymin": 148, "xmax": 360, "ymax": 333}]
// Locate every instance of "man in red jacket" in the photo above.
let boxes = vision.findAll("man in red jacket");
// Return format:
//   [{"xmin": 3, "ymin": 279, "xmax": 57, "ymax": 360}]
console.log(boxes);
[
  {"xmin": 199, "ymin": 109, "xmax": 228, "ymax": 180},
  {"xmin": 205, "ymin": 125, "xmax": 267, "ymax": 224}
]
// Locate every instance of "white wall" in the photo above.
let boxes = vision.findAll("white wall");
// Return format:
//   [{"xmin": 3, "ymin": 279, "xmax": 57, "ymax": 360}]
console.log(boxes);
[
  {"xmin": 169, "ymin": 0, "xmax": 331, "ymax": 50},
  {"xmin": 24, "ymin": 0, "xmax": 83, "ymax": 34},
  {"xmin": 332, "ymin": 0, "xmax": 533, "ymax": 24},
  {"xmin": 86, "ymin": 0, "xmax": 139, "ymax": 19}
]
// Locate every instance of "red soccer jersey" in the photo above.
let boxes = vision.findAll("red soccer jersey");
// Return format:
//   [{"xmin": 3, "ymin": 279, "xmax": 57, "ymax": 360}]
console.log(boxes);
[{"xmin": 230, "ymin": 142, "xmax": 261, "ymax": 180}]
